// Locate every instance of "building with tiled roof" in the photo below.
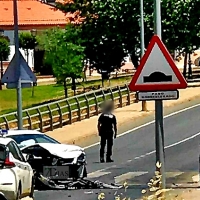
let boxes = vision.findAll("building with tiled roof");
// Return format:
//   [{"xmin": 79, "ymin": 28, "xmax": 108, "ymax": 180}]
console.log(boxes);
[
  {"xmin": 0, "ymin": 0, "xmax": 69, "ymax": 30},
  {"xmin": 0, "ymin": 0, "xmax": 74, "ymax": 69}
]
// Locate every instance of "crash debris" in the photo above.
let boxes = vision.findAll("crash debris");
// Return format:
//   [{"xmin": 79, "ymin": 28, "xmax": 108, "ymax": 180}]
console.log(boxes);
[{"xmin": 36, "ymin": 174, "xmax": 122, "ymax": 190}]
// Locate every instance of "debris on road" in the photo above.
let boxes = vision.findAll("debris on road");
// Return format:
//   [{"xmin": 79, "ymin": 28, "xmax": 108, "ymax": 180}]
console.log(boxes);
[{"xmin": 36, "ymin": 174, "xmax": 122, "ymax": 190}]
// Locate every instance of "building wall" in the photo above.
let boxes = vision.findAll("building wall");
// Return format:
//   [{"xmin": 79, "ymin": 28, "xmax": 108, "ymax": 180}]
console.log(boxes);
[
  {"xmin": 3, "ymin": 30, "xmax": 34, "ymax": 69},
  {"xmin": 8, "ymin": 45, "xmax": 34, "ymax": 69}
]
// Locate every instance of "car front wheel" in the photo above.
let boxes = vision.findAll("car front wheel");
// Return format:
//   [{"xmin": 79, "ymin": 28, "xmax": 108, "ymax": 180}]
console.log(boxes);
[
  {"xmin": 16, "ymin": 184, "xmax": 21, "ymax": 200},
  {"xmin": 29, "ymin": 177, "xmax": 35, "ymax": 198}
]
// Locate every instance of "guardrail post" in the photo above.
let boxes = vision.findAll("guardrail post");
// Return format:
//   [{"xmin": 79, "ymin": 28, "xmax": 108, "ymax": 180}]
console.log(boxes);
[
  {"xmin": 109, "ymin": 88, "xmax": 114, "ymax": 101},
  {"xmin": 84, "ymin": 94, "xmax": 90, "ymax": 118},
  {"xmin": 101, "ymin": 89, "xmax": 106, "ymax": 101},
  {"xmin": 66, "ymin": 100, "xmax": 72, "ymax": 124},
  {"xmin": 93, "ymin": 92, "xmax": 99, "ymax": 115},
  {"xmin": 3, "ymin": 117, "xmax": 9, "ymax": 130},
  {"xmin": 125, "ymin": 84, "xmax": 131, "ymax": 105},
  {"xmin": 37, "ymin": 108, "xmax": 43, "ymax": 132},
  {"xmin": 117, "ymin": 86, "xmax": 123, "ymax": 107},
  {"xmin": 26, "ymin": 111, "xmax": 32, "ymax": 130},
  {"xmin": 15, "ymin": 113, "xmax": 22, "ymax": 129},
  {"xmin": 75, "ymin": 97, "xmax": 81, "ymax": 121},
  {"xmin": 57, "ymin": 103, "xmax": 63, "ymax": 128},
  {"xmin": 47, "ymin": 105, "xmax": 53, "ymax": 131}
]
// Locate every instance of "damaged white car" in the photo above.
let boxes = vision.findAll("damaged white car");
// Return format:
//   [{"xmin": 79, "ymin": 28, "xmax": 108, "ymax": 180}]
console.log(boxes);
[{"xmin": 3, "ymin": 129, "xmax": 87, "ymax": 189}]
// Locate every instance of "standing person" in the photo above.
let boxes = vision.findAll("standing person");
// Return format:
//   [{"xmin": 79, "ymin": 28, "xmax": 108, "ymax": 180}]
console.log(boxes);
[{"xmin": 97, "ymin": 101, "xmax": 117, "ymax": 163}]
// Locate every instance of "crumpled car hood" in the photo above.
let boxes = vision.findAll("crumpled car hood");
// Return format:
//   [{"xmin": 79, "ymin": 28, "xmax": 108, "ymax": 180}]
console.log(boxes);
[{"xmin": 21, "ymin": 143, "xmax": 85, "ymax": 159}]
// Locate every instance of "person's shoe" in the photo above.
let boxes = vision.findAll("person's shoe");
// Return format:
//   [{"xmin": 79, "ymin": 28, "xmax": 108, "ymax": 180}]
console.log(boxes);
[
  {"xmin": 106, "ymin": 158, "xmax": 114, "ymax": 163},
  {"xmin": 100, "ymin": 157, "xmax": 105, "ymax": 163}
]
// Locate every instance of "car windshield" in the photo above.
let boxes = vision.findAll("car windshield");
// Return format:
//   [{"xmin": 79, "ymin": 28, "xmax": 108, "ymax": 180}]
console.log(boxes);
[{"xmin": 7, "ymin": 134, "xmax": 60, "ymax": 148}]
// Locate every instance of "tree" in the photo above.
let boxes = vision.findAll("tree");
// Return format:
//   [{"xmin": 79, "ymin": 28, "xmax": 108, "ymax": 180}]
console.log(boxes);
[
  {"xmin": 143, "ymin": 0, "xmax": 200, "ymax": 78},
  {"xmin": 38, "ymin": 24, "xmax": 85, "ymax": 98},
  {"xmin": 19, "ymin": 32, "xmax": 37, "ymax": 64},
  {"xmin": 56, "ymin": 0, "xmax": 200, "ymax": 81},
  {"xmin": 0, "ymin": 36, "xmax": 10, "ymax": 90},
  {"xmin": 56, "ymin": 0, "xmax": 141, "ymax": 86}
]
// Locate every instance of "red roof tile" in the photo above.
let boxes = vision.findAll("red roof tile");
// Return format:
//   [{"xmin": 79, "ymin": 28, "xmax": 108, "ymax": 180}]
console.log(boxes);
[{"xmin": 0, "ymin": 0, "xmax": 71, "ymax": 27}]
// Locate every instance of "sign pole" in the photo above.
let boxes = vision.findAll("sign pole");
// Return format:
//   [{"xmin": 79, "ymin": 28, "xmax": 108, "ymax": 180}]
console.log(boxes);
[
  {"xmin": 13, "ymin": 0, "xmax": 23, "ymax": 129},
  {"xmin": 154, "ymin": 0, "xmax": 166, "ymax": 189},
  {"xmin": 140, "ymin": 0, "xmax": 147, "ymax": 111}
]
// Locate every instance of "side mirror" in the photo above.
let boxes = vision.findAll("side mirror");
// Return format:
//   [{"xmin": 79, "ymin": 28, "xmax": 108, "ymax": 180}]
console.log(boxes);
[
  {"xmin": 25, "ymin": 154, "xmax": 30, "ymax": 162},
  {"xmin": 24, "ymin": 154, "xmax": 33, "ymax": 162}
]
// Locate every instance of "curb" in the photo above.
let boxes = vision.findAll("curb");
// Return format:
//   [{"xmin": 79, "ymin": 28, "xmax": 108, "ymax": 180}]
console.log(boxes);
[{"xmin": 187, "ymin": 83, "xmax": 200, "ymax": 87}]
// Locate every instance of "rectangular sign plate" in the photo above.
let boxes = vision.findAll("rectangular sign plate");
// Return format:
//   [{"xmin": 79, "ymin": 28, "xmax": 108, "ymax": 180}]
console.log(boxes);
[
  {"xmin": 136, "ymin": 90, "xmax": 179, "ymax": 101},
  {"xmin": 43, "ymin": 166, "xmax": 70, "ymax": 179}
]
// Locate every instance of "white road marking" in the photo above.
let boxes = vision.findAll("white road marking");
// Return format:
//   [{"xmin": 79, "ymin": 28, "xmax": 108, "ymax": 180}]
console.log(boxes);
[
  {"xmin": 114, "ymin": 171, "xmax": 148, "ymax": 184},
  {"xmin": 87, "ymin": 170, "xmax": 199, "ymax": 185},
  {"xmin": 165, "ymin": 172, "xmax": 184, "ymax": 178},
  {"xmin": 84, "ymin": 103, "xmax": 200, "ymax": 150},
  {"xmin": 134, "ymin": 157, "xmax": 140, "ymax": 160},
  {"xmin": 143, "ymin": 131, "xmax": 200, "ymax": 158},
  {"xmin": 87, "ymin": 129, "xmax": 200, "ymax": 176},
  {"xmin": 87, "ymin": 165, "xmax": 117, "ymax": 177},
  {"xmin": 85, "ymin": 102, "xmax": 200, "ymax": 177},
  {"xmin": 87, "ymin": 171, "xmax": 111, "ymax": 179}
]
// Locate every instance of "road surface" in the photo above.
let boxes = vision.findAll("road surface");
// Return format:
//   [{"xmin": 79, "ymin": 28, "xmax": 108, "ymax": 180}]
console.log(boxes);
[{"xmin": 35, "ymin": 98, "xmax": 200, "ymax": 200}]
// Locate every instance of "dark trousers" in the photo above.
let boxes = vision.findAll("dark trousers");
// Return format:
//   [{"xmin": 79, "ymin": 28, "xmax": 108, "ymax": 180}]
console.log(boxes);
[{"xmin": 100, "ymin": 135, "xmax": 113, "ymax": 158}]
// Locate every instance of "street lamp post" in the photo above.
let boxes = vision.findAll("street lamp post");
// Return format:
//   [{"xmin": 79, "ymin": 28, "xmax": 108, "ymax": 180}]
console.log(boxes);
[
  {"xmin": 140, "ymin": 0, "xmax": 147, "ymax": 111},
  {"xmin": 13, "ymin": 0, "xmax": 23, "ymax": 129},
  {"xmin": 30, "ymin": 29, "xmax": 37, "ymax": 96},
  {"xmin": 30, "ymin": 29, "xmax": 37, "ymax": 73},
  {"xmin": 0, "ymin": 29, "xmax": 4, "ymax": 82},
  {"xmin": 154, "ymin": 0, "xmax": 166, "ymax": 189}
]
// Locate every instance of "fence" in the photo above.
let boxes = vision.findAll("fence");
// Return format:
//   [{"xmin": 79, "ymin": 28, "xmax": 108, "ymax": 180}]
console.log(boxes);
[{"xmin": 0, "ymin": 84, "xmax": 137, "ymax": 133}]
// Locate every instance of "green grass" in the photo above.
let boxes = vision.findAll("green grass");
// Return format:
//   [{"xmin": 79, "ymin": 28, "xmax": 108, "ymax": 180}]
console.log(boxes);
[{"xmin": 0, "ymin": 75, "xmax": 132, "ymax": 115}]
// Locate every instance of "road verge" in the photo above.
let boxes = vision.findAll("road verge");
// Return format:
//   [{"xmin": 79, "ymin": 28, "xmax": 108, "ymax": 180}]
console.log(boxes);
[{"xmin": 45, "ymin": 83, "xmax": 200, "ymax": 146}]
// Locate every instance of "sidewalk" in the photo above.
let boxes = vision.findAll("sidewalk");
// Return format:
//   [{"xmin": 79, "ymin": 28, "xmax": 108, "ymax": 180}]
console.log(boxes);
[
  {"xmin": 166, "ymin": 189, "xmax": 200, "ymax": 199},
  {"xmin": 46, "ymin": 84, "xmax": 200, "ymax": 145}
]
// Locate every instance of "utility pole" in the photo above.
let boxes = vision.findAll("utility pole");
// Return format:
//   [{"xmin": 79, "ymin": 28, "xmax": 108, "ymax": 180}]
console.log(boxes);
[
  {"xmin": 13, "ymin": 0, "xmax": 23, "ymax": 129},
  {"xmin": 140, "ymin": 0, "xmax": 147, "ymax": 111},
  {"xmin": 154, "ymin": 0, "xmax": 166, "ymax": 189}
]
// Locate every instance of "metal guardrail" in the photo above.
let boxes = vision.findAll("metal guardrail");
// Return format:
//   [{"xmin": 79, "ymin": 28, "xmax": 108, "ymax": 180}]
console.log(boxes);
[{"xmin": 0, "ymin": 84, "xmax": 136, "ymax": 133}]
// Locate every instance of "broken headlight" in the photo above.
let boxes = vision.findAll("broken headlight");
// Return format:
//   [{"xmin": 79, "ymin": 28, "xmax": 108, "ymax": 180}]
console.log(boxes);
[
  {"xmin": 77, "ymin": 153, "xmax": 86, "ymax": 163},
  {"xmin": 52, "ymin": 158, "xmax": 58, "ymax": 165}
]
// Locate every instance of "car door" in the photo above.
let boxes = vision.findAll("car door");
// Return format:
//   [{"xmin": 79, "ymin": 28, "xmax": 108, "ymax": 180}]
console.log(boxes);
[
  {"xmin": 11, "ymin": 141, "xmax": 33, "ymax": 194},
  {"xmin": 7, "ymin": 142, "xmax": 31, "ymax": 194},
  {"xmin": 0, "ymin": 144, "xmax": 6, "ymax": 169}
]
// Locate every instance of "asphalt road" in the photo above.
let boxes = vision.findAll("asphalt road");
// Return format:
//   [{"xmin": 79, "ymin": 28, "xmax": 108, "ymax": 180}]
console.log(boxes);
[{"xmin": 35, "ymin": 99, "xmax": 200, "ymax": 200}]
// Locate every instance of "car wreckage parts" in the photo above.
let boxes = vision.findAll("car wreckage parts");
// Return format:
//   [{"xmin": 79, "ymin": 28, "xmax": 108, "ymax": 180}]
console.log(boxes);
[
  {"xmin": 36, "ymin": 174, "xmax": 122, "ymax": 190},
  {"xmin": 30, "ymin": 158, "xmax": 122, "ymax": 190},
  {"xmin": 33, "ymin": 165, "xmax": 122, "ymax": 190}
]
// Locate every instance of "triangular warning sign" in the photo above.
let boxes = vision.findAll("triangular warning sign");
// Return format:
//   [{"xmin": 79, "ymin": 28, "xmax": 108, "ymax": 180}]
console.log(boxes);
[
  {"xmin": 129, "ymin": 35, "xmax": 187, "ymax": 91},
  {"xmin": 1, "ymin": 51, "xmax": 37, "ymax": 84}
]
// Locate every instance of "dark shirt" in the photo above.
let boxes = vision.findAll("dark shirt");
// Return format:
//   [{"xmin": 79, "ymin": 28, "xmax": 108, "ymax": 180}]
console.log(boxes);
[{"xmin": 98, "ymin": 112, "xmax": 117, "ymax": 135}]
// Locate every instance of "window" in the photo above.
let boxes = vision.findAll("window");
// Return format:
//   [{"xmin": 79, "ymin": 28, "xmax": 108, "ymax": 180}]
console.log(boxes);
[
  {"xmin": 7, "ymin": 142, "xmax": 21, "ymax": 161},
  {"xmin": 12, "ymin": 142, "xmax": 25, "ymax": 162},
  {"xmin": 7, "ymin": 142, "xmax": 25, "ymax": 162},
  {"xmin": 7, "ymin": 134, "xmax": 60, "ymax": 146}
]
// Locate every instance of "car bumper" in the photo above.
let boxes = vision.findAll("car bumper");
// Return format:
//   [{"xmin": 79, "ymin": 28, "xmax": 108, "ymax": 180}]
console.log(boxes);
[
  {"xmin": 0, "ymin": 187, "xmax": 16, "ymax": 200},
  {"xmin": 49, "ymin": 164, "xmax": 87, "ymax": 180}
]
